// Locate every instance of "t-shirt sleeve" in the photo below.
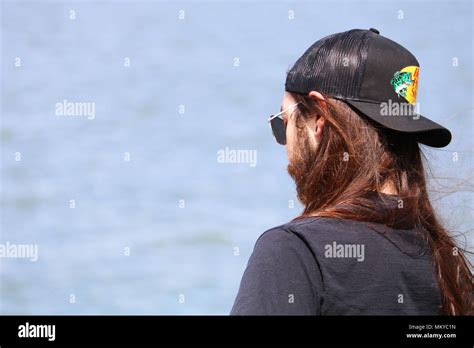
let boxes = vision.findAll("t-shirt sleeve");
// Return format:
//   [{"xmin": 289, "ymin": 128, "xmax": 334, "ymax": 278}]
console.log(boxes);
[{"xmin": 230, "ymin": 227, "xmax": 324, "ymax": 315}]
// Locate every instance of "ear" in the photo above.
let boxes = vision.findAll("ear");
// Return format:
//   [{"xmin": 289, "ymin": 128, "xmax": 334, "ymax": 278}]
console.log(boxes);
[
  {"xmin": 315, "ymin": 117, "xmax": 325, "ymax": 140},
  {"xmin": 308, "ymin": 91, "xmax": 326, "ymax": 140},
  {"xmin": 308, "ymin": 90, "xmax": 327, "ymax": 110}
]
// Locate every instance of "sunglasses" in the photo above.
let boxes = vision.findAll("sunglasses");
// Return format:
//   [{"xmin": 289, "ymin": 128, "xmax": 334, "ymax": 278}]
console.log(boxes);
[{"xmin": 267, "ymin": 103, "xmax": 300, "ymax": 145}]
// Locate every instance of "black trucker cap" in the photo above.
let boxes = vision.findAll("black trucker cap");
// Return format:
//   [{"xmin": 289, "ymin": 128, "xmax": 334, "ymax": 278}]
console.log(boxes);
[{"xmin": 285, "ymin": 28, "xmax": 452, "ymax": 148}]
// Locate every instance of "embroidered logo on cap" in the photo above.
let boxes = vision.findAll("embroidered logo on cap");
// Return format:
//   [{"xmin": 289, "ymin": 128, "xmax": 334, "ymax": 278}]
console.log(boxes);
[{"xmin": 390, "ymin": 66, "xmax": 419, "ymax": 105}]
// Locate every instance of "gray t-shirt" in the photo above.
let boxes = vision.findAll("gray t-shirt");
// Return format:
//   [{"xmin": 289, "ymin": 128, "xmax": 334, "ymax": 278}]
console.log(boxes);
[{"xmin": 231, "ymin": 206, "xmax": 441, "ymax": 315}]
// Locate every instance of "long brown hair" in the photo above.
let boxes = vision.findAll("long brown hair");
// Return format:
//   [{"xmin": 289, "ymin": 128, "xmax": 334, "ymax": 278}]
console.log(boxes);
[{"xmin": 288, "ymin": 91, "xmax": 473, "ymax": 315}]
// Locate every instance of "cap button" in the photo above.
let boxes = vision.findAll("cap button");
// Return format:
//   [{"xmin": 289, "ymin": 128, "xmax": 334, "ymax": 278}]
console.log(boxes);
[{"xmin": 369, "ymin": 28, "xmax": 380, "ymax": 34}]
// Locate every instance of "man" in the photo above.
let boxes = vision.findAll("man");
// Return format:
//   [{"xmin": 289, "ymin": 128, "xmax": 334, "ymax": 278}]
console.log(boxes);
[{"xmin": 230, "ymin": 29, "xmax": 472, "ymax": 315}]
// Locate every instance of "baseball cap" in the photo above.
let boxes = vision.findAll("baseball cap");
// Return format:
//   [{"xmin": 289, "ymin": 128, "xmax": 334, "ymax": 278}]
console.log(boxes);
[{"xmin": 285, "ymin": 28, "xmax": 452, "ymax": 148}]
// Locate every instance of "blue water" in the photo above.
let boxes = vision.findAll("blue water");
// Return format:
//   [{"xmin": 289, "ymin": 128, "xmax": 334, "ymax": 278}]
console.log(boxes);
[{"xmin": 1, "ymin": 0, "xmax": 472, "ymax": 314}]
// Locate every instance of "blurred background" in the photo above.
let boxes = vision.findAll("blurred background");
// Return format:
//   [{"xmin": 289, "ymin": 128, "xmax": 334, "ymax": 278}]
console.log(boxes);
[{"xmin": 1, "ymin": 0, "xmax": 472, "ymax": 314}]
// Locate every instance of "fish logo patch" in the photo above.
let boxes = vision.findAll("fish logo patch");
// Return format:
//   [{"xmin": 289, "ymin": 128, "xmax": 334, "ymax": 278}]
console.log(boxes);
[{"xmin": 390, "ymin": 66, "xmax": 419, "ymax": 105}]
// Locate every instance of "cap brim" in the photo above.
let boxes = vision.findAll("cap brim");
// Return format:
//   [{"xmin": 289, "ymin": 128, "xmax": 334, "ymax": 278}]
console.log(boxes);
[{"xmin": 345, "ymin": 99, "xmax": 452, "ymax": 148}]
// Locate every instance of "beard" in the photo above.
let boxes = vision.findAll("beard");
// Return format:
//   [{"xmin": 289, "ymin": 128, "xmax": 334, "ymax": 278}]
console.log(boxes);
[{"xmin": 287, "ymin": 128, "xmax": 318, "ymax": 206}]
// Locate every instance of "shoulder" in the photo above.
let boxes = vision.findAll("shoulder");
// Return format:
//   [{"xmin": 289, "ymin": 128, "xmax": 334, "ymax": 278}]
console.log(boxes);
[
  {"xmin": 257, "ymin": 217, "xmax": 388, "ymax": 257},
  {"xmin": 253, "ymin": 220, "xmax": 315, "ymax": 254},
  {"xmin": 250, "ymin": 218, "xmax": 341, "ymax": 263},
  {"xmin": 249, "ymin": 219, "xmax": 332, "ymax": 265},
  {"xmin": 259, "ymin": 216, "xmax": 354, "ymax": 243},
  {"xmin": 231, "ymin": 220, "xmax": 327, "ymax": 315}
]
